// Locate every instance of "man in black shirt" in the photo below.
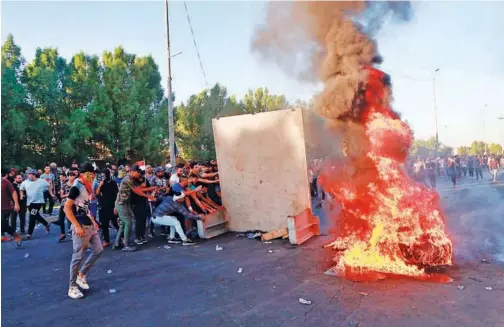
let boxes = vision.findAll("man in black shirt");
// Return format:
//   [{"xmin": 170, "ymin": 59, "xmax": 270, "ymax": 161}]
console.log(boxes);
[
  {"xmin": 95, "ymin": 168, "xmax": 119, "ymax": 247},
  {"xmin": 10, "ymin": 173, "xmax": 26, "ymax": 234},
  {"xmin": 64, "ymin": 162, "xmax": 103, "ymax": 300}
]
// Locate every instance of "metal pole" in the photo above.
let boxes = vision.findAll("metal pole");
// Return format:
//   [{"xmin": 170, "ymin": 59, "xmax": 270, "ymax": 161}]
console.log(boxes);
[
  {"xmin": 432, "ymin": 68, "xmax": 440, "ymax": 157},
  {"xmin": 483, "ymin": 104, "xmax": 487, "ymax": 154},
  {"xmin": 165, "ymin": 0, "xmax": 176, "ymax": 167},
  {"xmin": 499, "ymin": 116, "xmax": 504, "ymax": 154}
]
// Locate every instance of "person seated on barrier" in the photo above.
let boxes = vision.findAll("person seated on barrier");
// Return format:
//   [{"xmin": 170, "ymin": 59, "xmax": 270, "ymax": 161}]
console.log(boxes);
[{"xmin": 151, "ymin": 192, "xmax": 203, "ymax": 246}]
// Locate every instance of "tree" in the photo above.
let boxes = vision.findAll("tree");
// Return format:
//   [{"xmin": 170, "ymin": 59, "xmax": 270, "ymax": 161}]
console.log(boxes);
[
  {"xmin": 242, "ymin": 87, "xmax": 287, "ymax": 114},
  {"xmin": 410, "ymin": 136, "xmax": 453, "ymax": 157},
  {"xmin": 469, "ymin": 141, "xmax": 487, "ymax": 155},
  {"xmin": 488, "ymin": 143, "xmax": 503, "ymax": 155},
  {"xmin": 1, "ymin": 35, "xmax": 32, "ymax": 168},
  {"xmin": 457, "ymin": 146, "xmax": 469, "ymax": 155}
]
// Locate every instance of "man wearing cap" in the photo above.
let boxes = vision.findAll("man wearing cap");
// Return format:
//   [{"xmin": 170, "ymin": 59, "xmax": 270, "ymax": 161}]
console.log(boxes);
[
  {"xmin": 151, "ymin": 192, "xmax": 203, "ymax": 246},
  {"xmin": 144, "ymin": 165, "xmax": 155, "ymax": 185},
  {"xmin": 19, "ymin": 169, "xmax": 53, "ymax": 239},
  {"xmin": 114, "ymin": 164, "xmax": 155, "ymax": 252},
  {"xmin": 64, "ymin": 162, "xmax": 103, "ymax": 299}
]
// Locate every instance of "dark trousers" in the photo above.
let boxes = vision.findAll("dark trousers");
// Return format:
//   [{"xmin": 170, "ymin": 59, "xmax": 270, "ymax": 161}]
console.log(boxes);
[
  {"xmin": 10, "ymin": 200, "xmax": 27, "ymax": 233},
  {"xmin": 133, "ymin": 204, "xmax": 148, "ymax": 239},
  {"xmin": 27, "ymin": 203, "xmax": 49, "ymax": 235},
  {"xmin": 310, "ymin": 177, "xmax": 318, "ymax": 197},
  {"xmin": 468, "ymin": 168, "xmax": 474, "ymax": 177},
  {"xmin": 2, "ymin": 210, "xmax": 16, "ymax": 236},
  {"xmin": 475, "ymin": 168, "xmax": 483, "ymax": 180},
  {"xmin": 54, "ymin": 208, "xmax": 71, "ymax": 235},
  {"xmin": 43, "ymin": 191, "xmax": 54, "ymax": 214},
  {"xmin": 427, "ymin": 174, "xmax": 436, "ymax": 189},
  {"xmin": 99, "ymin": 206, "xmax": 118, "ymax": 243}
]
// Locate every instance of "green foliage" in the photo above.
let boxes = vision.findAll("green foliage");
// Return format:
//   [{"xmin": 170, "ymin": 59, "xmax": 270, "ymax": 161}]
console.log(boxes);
[
  {"xmin": 488, "ymin": 143, "xmax": 503, "ymax": 155},
  {"xmin": 410, "ymin": 136, "xmax": 453, "ymax": 157},
  {"xmin": 457, "ymin": 146, "xmax": 470, "ymax": 155}
]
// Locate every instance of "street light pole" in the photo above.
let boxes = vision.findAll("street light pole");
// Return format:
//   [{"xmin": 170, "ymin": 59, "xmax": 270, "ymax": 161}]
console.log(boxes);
[
  {"xmin": 165, "ymin": 0, "xmax": 176, "ymax": 167},
  {"xmin": 432, "ymin": 68, "xmax": 440, "ymax": 157},
  {"xmin": 499, "ymin": 116, "xmax": 504, "ymax": 154},
  {"xmin": 482, "ymin": 104, "xmax": 488, "ymax": 154}
]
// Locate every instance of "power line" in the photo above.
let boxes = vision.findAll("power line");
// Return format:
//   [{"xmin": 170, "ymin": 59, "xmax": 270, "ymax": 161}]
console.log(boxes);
[{"xmin": 183, "ymin": 1, "xmax": 209, "ymax": 87}]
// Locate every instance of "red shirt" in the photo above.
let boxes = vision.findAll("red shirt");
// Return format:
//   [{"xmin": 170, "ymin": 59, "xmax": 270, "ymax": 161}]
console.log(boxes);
[
  {"xmin": 1, "ymin": 178, "xmax": 15, "ymax": 211},
  {"xmin": 490, "ymin": 160, "xmax": 498, "ymax": 169}
]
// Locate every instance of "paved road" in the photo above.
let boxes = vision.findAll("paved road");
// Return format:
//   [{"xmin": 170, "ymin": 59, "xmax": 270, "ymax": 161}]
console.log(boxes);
[{"xmin": 2, "ymin": 172, "xmax": 504, "ymax": 327}]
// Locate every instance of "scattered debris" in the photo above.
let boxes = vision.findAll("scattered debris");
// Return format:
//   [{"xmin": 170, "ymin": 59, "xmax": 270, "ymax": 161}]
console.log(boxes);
[
  {"xmin": 237, "ymin": 233, "xmax": 246, "ymax": 237},
  {"xmin": 348, "ymin": 321, "xmax": 359, "ymax": 327},
  {"xmin": 163, "ymin": 245, "xmax": 171, "ymax": 250},
  {"xmin": 481, "ymin": 258, "xmax": 492, "ymax": 264},
  {"xmin": 298, "ymin": 298, "xmax": 312, "ymax": 305},
  {"xmin": 263, "ymin": 241, "xmax": 272, "ymax": 244},
  {"xmin": 261, "ymin": 228, "xmax": 288, "ymax": 241},
  {"xmin": 109, "ymin": 289, "xmax": 117, "ymax": 294},
  {"xmin": 216, "ymin": 245, "xmax": 223, "ymax": 251},
  {"xmin": 237, "ymin": 268, "xmax": 243, "ymax": 274},
  {"xmin": 469, "ymin": 277, "xmax": 482, "ymax": 282},
  {"xmin": 282, "ymin": 234, "xmax": 289, "ymax": 239},
  {"xmin": 24, "ymin": 253, "xmax": 30, "ymax": 258},
  {"xmin": 268, "ymin": 250, "xmax": 274, "ymax": 253},
  {"xmin": 359, "ymin": 292, "xmax": 369, "ymax": 296},
  {"xmin": 53, "ymin": 268, "xmax": 61, "ymax": 272},
  {"xmin": 248, "ymin": 232, "xmax": 261, "ymax": 239},
  {"xmin": 107, "ymin": 270, "xmax": 113, "ymax": 274},
  {"xmin": 457, "ymin": 285, "xmax": 465, "ymax": 290},
  {"xmin": 485, "ymin": 287, "xmax": 493, "ymax": 291}
]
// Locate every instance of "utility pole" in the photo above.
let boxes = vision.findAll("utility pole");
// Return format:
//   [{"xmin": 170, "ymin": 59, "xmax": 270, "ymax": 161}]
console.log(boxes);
[
  {"xmin": 165, "ymin": 0, "xmax": 176, "ymax": 167},
  {"xmin": 432, "ymin": 68, "xmax": 440, "ymax": 157},
  {"xmin": 482, "ymin": 104, "xmax": 488, "ymax": 154}
]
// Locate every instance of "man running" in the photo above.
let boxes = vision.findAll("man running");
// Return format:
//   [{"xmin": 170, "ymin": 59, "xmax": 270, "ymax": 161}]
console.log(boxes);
[
  {"xmin": 20, "ymin": 169, "xmax": 53, "ymax": 239},
  {"xmin": 64, "ymin": 162, "xmax": 103, "ymax": 300}
]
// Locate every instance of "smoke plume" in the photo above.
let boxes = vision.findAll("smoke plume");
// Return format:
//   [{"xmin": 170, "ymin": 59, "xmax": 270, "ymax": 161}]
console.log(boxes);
[{"xmin": 252, "ymin": 1, "xmax": 413, "ymax": 157}]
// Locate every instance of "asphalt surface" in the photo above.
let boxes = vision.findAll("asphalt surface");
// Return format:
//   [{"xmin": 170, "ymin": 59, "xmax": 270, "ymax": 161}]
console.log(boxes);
[{"xmin": 2, "ymin": 171, "xmax": 504, "ymax": 327}]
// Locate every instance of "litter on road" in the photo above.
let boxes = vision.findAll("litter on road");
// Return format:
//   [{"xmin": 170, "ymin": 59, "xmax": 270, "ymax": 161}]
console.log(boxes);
[
  {"xmin": 216, "ymin": 245, "xmax": 223, "ymax": 251},
  {"xmin": 481, "ymin": 258, "xmax": 492, "ymax": 264},
  {"xmin": 109, "ymin": 289, "xmax": 117, "ymax": 294},
  {"xmin": 237, "ymin": 268, "xmax": 243, "ymax": 273},
  {"xmin": 163, "ymin": 245, "xmax": 171, "ymax": 250},
  {"xmin": 359, "ymin": 292, "xmax": 369, "ymax": 296},
  {"xmin": 457, "ymin": 285, "xmax": 465, "ymax": 290},
  {"xmin": 485, "ymin": 287, "xmax": 493, "ymax": 291},
  {"xmin": 298, "ymin": 298, "xmax": 312, "ymax": 305},
  {"xmin": 263, "ymin": 241, "xmax": 272, "ymax": 244},
  {"xmin": 107, "ymin": 270, "xmax": 113, "ymax": 274},
  {"xmin": 24, "ymin": 253, "xmax": 29, "ymax": 258},
  {"xmin": 268, "ymin": 250, "xmax": 274, "ymax": 253}
]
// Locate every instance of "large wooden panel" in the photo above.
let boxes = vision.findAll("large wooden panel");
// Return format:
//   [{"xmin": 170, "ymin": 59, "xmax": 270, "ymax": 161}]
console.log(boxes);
[{"xmin": 212, "ymin": 109, "xmax": 311, "ymax": 232}]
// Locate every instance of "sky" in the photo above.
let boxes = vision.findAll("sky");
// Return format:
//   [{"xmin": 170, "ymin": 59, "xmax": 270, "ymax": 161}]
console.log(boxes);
[{"xmin": 1, "ymin": 0, "xmax": 504, "ymax": 148}]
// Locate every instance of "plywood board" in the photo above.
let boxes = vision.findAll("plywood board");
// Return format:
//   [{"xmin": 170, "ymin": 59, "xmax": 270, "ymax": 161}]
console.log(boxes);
[{"xmin": 212, "ymin": 108, "xmax": 311, "ymax": 232}]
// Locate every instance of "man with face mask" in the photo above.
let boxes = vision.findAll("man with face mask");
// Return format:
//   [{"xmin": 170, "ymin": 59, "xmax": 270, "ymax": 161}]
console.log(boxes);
[
  {"xmin": 95, "ymin": 168, "xmax": 119, "ymax": 247},
  {"xmin": 64, "ymin": 162, "xmax": 103, "ymax": 299}
]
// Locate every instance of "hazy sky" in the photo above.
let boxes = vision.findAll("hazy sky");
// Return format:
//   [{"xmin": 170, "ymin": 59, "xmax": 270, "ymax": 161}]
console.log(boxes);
[{"xmin": 2, "ymin": 1, "xmax": 503, "ymax": 148}]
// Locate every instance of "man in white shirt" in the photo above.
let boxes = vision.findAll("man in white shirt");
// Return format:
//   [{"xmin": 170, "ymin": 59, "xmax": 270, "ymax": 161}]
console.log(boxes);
[
  {"xmin": 20, "ymin": 169, "xmax": 54, "ymax": 239},
  {"xmin": 169, "ymin": 166, "xmax": 183, "ymax": 186}
]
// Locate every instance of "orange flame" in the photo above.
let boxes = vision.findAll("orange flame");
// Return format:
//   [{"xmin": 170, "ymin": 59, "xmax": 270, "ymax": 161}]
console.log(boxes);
[{"xmin": 320, "ymin": 66, "xmax": 453, "ymax": 282}]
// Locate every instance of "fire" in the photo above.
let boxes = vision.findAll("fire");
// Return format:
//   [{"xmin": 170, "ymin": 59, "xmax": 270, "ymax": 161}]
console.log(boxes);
[{"xmin": 320, "ymin": 66, "xmax": 453, "ymax": 281}]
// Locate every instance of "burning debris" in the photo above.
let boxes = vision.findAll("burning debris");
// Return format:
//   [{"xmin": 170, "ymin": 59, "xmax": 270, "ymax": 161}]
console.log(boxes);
[{"xmin": 252, "ymin": 1, "xmax": 453, "ymax": 281}]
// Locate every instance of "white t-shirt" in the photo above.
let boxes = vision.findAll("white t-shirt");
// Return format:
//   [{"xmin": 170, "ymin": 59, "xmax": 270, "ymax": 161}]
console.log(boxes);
[
  {"xmin": 20, "ymin": 179, "xmax": 49, "ymax": 205},
  {"xmin": 169, "ymin": 174, "xmax": 180, "ymax": 187}
]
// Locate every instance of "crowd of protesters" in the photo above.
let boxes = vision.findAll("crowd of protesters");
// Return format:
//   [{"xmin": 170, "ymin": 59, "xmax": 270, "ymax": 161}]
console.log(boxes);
[
  {"xmin": 1, "ymin": 159, "xmax": 221, "ymax": 299},
  {"xmin": 407, "ymin": 154, "xmax": 503, "ymax": 189}
]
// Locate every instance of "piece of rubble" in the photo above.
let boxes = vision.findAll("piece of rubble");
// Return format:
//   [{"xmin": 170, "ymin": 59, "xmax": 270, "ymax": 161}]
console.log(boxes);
[
  {"xmin": 263, "ymin": 241, "xmax": 272, "ymax": 244},
  {"xmin": 248, "ymin": 232, "xmax": 261, "ymax": 239},
  {"xmin": 298, "ymin": 298, "xmax": 312, "ymax": 305},
  {"xmin": 457, "ymin": 285, "xmax": 465, "ymax": 290},
  {"xmin": 268, "ymin": 250, "xmax": 274, "ymax": 253},
  {"xmin": 216, "ymin": 245, "xmax": 223, "ymax": 251},
  {"xmin": 109, "ymin": 289, "xmax": 117, "ymax": 294},
  {"xmin": 359, "ymin": 292, "xmax": 369, "ymax": 296},
  {"xmin": 237, "ymin": 233, "xmax": 246, "ymax": 237},
  {"xmin": 485, "ymin": 287, "xmax": 492, "ymax": 291},
  {"xmin": 237, "ymin": 268, "xmax": 243, "ymax": 273},
  {"xmin": 481, "ymin": 258, "xmax": 492, "ymax": 264},
  {"xmin": 261, "ymin": 228, "xmax": 288, "ymax": 241},
  {"xmin": 163, "ymin": 245, "xmax": 171, "ymax": 250},
  {"xmin": 24, "ymin": 253, "xmax": 30, "ymax": 258},
  {"xmin": 107, "ymin": 270, "xmax": 113, "ymax": 274}
]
